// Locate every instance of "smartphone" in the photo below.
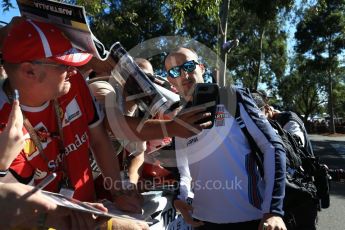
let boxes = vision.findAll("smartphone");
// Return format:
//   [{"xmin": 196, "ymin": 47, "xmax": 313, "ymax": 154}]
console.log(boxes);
[{"xmin": 192, "ymin": 83, "xmax": 219, "ymax": 128}]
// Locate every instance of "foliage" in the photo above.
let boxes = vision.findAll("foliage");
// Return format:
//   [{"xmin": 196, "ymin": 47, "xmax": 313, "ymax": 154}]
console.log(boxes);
[
  {"xmin": 4, "ymin": 0, "xmax": 345, "ymax": 117},
  {"xmin": 72, "ymin": 0, "xmax": 106, "ymax": 15},
  {"xmin": 241, "ymin": 0, "xmax": 293, "ymax": 22},
  {"xmin": 175, "ymin": 5, "xmax": 219, "ymax": 49},
  {"xmin": 77, "ymin": 0, "xmax": 176, "ymax": 71},
  {"xmin": 165, "ymin": 0, "xmax": 220, "ymax": 28},
  {"xmin": 278, "ymin": 54, "xmax": 326, "ymax": 121},
  {"xmin": 1, "ymin": 0, "xmax": 13, "ymax": 12},
  {"xmin": 226, "ymin": 0, "xmax": 289, "ymax": 89},
  {"xmin": 68, "ymin": 0, "xmax": 221, "ymax": 73},
  {"xmin": 295, "ymin": 0, "xmax": 345, "ymax": 131}
]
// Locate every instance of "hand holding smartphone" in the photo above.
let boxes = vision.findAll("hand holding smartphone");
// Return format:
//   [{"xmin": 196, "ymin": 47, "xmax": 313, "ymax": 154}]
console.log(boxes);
[{"xmin": 192, "ymin": 83, "xmax": 219, "ymax": 129}]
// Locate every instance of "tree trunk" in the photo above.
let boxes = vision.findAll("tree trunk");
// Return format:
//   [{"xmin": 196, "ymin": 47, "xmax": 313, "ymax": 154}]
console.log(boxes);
[
  {"xmin": 327, "ymin": 36, "xmax": 336, "ymax": 134},
  {"xmin": 255, "ymin": 27, "xmax": 265, "ymax": 89},
  {"xmin": 328, "ymin": 71, "xmax": 336, "ymax": 133},
  {"xmin": 219, "ymin": 0, "xmax": 230, "ymax": 87}
]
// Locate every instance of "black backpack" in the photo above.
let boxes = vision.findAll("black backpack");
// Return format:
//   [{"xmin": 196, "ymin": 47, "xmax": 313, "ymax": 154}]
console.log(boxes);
[
  {"xmin": 219, "ymin": 87, "xmax": 330, "ymax": 229},
  {"xmin": 219, "ymin": 87, "xmax": 330, "ymax": 210},
  {"xmin": 269, "ymin": 112, "xmax": 330, "ymax": 211},
  {"xmin": 276, "ymin": 111, "xmax": 314, "ymax": 157},
  {"xmin": 267, "ymin": 120, "xmax": 318, "ymax": 211},
  {"xmin": 230, "ymin": 88, "xmax": 329, "ymax": 209},
  {"xmin": 234, "ymin": 108, "xmax": 319, "ymax": 211}
]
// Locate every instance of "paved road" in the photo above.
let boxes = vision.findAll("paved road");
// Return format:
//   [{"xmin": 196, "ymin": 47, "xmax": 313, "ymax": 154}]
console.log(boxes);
[{"xmin": 309, "ymin": 134, "xmax": 345, "ymax": 230}]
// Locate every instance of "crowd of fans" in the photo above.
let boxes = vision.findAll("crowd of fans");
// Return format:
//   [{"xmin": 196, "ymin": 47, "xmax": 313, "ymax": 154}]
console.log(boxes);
[{"xmin": 0, "ymin": 15, "xmax": 344, "ymax": 230}]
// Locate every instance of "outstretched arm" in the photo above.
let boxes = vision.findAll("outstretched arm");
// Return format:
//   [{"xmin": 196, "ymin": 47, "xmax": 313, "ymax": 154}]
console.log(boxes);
[
  {"xmin": 89, "ymin": 121, "xmax": 142, "ymax": 213},
  {"xmin": 108, "ymin": 106, "xmax": 211, "ymax": 141},
  {"xmin": 0, "ymin": 182, "xmax": 109, "ymax": 229}
]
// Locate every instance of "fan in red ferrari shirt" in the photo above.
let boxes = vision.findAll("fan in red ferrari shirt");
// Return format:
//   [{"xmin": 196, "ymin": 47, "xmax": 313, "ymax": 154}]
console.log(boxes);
[{"xmin": 0, "ymin": 17, "xmax": 149, "ymax": 230}]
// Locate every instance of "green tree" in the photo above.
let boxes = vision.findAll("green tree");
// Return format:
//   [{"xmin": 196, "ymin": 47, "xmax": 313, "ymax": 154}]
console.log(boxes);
[
  {"xmin": 165, "ymin": 0, "xmax": 220, "ymax": 29},
  {"xmin": 278, "ymin": 54, "xmax": 326, "ymax": 123},
  {"xmin": 73, "ymin": 0, "xmax": 177, "ymax": 70},
  {"xmin": 2, "ymin": 0, "xmax": 305, "ymax": 100},
  {"xmin": 165, "ymin": 0, "xmax": 292, "ymax": 89},
  {"xmin": 236, "ymin": 0, "xmax": 293, "ymax": 89},
  {"xmin": 295, "ymin": 0, "xmax": 345, "ymax": 133},
  {"xmin": 87, "ymin": 1, "xmax": 175, "ymax": 49},
  {"xmin": 225, "ymin": 0, "xmax": 290, "ymax": 89},
  {"xmin": 67, "ymin": 0, "xmax": 222, "ymax": 72}
]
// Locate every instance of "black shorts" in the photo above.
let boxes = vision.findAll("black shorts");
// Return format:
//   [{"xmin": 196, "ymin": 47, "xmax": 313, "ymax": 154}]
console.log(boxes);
[{"xmin": 284, "ymin": 198, "xmax": 319, "ymax": 230}]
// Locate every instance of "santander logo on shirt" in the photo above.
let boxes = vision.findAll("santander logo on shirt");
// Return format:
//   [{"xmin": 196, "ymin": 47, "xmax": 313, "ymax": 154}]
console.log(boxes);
[
  {"xmin": 24, "ymin": 98, "xmax": 88, "ymax": 171},
  {"xmin": 47, "ymin": 131, "xmax": 88, "ymax": 172}
]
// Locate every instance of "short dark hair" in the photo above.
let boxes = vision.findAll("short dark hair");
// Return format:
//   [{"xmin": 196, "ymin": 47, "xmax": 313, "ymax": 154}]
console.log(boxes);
[
  {"xmin": 251, "ymin": 88, "xmax": 271, "ymax": 103},
  {"xmin": 164, "ymin": 47, "xmax": 199, "ymax": 70},
  {"xmin": 251, "ymin": 92, "xmax": 266, "ymax": 109}
]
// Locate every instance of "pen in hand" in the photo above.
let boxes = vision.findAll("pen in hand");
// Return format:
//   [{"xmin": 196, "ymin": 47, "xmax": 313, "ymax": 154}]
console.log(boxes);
[
  {"xmin": 33, "ymin": 172, "xmax": 57, "ymax": 192},
  {"xmin": 22, "ymin": 173, "xmax": 57, "ymax": 199},
  {"xmin": 13, "ymin": 89, "xmax": 19, "ymax": 101}
]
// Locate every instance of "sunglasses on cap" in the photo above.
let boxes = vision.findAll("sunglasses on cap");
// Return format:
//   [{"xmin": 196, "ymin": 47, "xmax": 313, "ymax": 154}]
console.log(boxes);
[
  {"xmin": 167, "ymin": 60, "xmax": 200, "ymax": 78},
  {"xmin": 31, "ymin": 60, "xmax": 70, "ymax": 71}
]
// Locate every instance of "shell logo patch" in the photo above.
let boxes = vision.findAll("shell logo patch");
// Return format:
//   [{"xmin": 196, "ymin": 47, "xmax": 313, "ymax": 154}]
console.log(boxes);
[
  {"xmin": 23, "ymin": 138, "xmax": 38, "ymax": 158},
  {"xmin": 22, "ymin": 123, "xmax": 52, "ymax": 160}
]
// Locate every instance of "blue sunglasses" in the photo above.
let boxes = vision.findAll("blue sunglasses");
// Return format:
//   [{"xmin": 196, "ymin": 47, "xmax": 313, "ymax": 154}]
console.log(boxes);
[{"xmin": 167, "ymin": 60, "xmax": 200, "ymax": 78}]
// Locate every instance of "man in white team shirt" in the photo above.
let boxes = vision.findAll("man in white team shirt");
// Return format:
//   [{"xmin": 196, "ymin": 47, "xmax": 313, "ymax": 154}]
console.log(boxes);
[{"xmin": 165, "ymin": 47, "xmax": 287, "ymax": 230}]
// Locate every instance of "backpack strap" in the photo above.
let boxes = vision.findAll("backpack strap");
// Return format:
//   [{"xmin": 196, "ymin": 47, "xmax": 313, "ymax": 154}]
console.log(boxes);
[
  {"xmin": 235, "ymin": 101, "xmax": 265, "ymax": 177},
  {"xmin": 221, "ymin": 87, "xmax": 288, "ymax": 216}
]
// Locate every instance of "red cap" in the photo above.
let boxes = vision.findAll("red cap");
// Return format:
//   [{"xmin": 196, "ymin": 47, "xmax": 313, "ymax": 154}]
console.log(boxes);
[{"xmin": 2, "ymin": 19, "xmax": 92, "ymax": 66}]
